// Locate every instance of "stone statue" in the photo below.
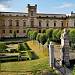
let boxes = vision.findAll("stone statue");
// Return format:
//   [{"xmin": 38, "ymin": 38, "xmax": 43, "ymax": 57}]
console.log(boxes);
[{"xmin": 60, "ymin": 28, "xmax": 70, "ymax": 66}]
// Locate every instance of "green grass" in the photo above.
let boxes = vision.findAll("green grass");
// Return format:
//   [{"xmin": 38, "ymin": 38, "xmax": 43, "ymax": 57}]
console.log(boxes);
[
  {"xmin": 0, "ymin": 40, "xmax": 59, "ymax": 75},
  {"xmin": 1, "ymin": 57, "xmax": 51, "ymax": 72}
]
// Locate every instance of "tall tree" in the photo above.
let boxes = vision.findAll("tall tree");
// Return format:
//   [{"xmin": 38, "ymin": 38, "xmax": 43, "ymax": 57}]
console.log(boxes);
[{"xmin": 46, "ymin": 28, "xmax": 53, "ymax": 41}]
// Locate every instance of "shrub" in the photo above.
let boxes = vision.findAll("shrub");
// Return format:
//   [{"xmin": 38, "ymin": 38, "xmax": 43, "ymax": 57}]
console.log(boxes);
[
  {"xmin": 0, "ymin": 42, "xmax": 7, "ymax": 52},
  {"xmin": 18, "ymin": 43, "xmax": 25, "ymax": 51},
  {"xmin": 24, "ymin": 43, "xmax": 31, "ymax": 50},
  {"xmin": 18, "ymin": 42, "xmax": 31, "ymax": 51}
]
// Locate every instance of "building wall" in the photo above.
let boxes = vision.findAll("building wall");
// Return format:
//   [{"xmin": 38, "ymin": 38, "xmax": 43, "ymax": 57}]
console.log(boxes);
[{"xmin": 0, "ymin": 4, "xmax": 74, "ymax": 38}]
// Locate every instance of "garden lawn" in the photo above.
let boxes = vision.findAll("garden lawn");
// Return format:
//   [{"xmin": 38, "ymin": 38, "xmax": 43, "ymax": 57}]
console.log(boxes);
[{"xmin": 1, "ymin": 57, "xmax": 50, "ymax": 72}]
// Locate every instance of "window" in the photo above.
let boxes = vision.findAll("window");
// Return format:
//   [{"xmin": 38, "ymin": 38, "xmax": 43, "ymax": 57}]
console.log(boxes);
[
  {"xmin": 9, "ymin": 19, "xmax": 12, "ymax": 26},
  {"xmin": 39, "ymin": 16, "xmax": 41, "ymax": 18},
  {"xmin": 9, "ymin": 30, "xmax": 12, "ymax": 33},
  {"xmin": 47, "ymin": 23, "xmax": 49, "ymax": 27},
  {"xmin": 17, "ymin": 30, "xmax": 19, "ymax": 33},
  {"xmin": 2, "ymin": 20, "xmax": 5, "ymax": 26},
  {"xmin": 67, "ymin": 22, "xmax": 68, "ymax": 27},
  {"xmin": 31, "ymin": 21, "xmax": 34, "ymax": 27},
  {"xmin": 23, "ymin": 30, "xmax": 26, "ymax": 33},
  {"xmin": 16, "ymin": 20, "xmax": 19, "ymax": 26},
  {"xmin": 54, "ymin": 21, "xmax": 56, "ymax": 27},
  {"xmin": 61, "ymin": 21, "xmax": 63, "ymax": 27},
  {"xmin": 31, "ymin": 11, "xmax": 33, "ymax": 16},
  {"xmin": 39, "ymin": 30, "xmax": 41, "ymax": 33},
  {"xmin": 2, "ymin": 30, "xmax": 5, "ymax": 33},
  {"xmin": 46, "ymin": 21, "xmax": 49, "ymax": 27},
  {"xmin": 39, "ymin": 21, "xmax": 41, "ymax": 27},
  {"xmin": 74, "ymin": 20, "xmax": 75, "ymax": 27},
  {"xmin": 23, "ymin": 15, "xmax": 26, "ymax": 17},
  {"xmin": 23, "ymin": 21, "xmax": 26, "ymax": 27}
]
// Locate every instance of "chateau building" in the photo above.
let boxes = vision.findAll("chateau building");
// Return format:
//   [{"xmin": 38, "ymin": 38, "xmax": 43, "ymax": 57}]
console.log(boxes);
[{"xmin": 0, "ymin": 4, "xmax": 75, "ymax": 38}]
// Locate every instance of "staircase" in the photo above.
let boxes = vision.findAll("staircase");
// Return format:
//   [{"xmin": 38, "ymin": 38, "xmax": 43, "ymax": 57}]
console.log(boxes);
[{"xmin": 54, "ymin": 59, "xmax": 72, "ymax": 75}]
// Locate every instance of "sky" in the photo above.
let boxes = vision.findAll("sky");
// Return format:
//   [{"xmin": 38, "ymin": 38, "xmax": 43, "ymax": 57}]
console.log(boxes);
[{"xmin": 0, "ymin": 0, "xmax": 75, "ymax": 15}]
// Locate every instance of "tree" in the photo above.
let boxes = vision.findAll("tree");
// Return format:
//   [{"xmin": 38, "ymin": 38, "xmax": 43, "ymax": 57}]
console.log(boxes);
[
  {"xmin": 32, "ymin": 31, "xmax": 38, "ymax": 40},
  {"xmin": 26, "ymin": 28, "xmax": 31, "ymax": 36},
  {"xmin": 69, "ymin": 29, "xmax": 75, "ymax": 49},
  {"xmin": 72, "ymin": 65, "xmax": 75, "ymax": 75},
  {"xmin": 56, "ymin": 30, "xmax": 61, "ymax": 42},
  {"xmin": 28, "ymin": 31, "xmax": 33, "ymax": 39},
  {"xmin": 36, "ymin": 33, "xmax": 41, "ymax": 43},
  {"xmin": 69, "ymin": 29, "xmax": 75, "ymax": 39},
  {"xmin": 46, "ymin": 28, "xmax": 53, "ymax": 41},
  {"xmin": 52, "ymin": 29, "xmax": 60, "ymax": 42},
  {"xmin": 39, "ymin": 33, "xmax": 47, "ymax": 45},
  {"xmin": 0, "ymin": 42, "xmax": 7, "ymax": 52}
]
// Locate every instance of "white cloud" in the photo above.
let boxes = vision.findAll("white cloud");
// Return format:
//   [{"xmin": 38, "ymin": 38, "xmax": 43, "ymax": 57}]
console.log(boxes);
[
  {"xmin": 22, "ymin": 7, "xmax": 28, "ymax": 13},
  {"xmin": 0, "ymin": 4, "xmax": 10, "ymax": 11},
  {"xmin": 57, "ymin": 3, "xmax": 75, "ymax": 8}
]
